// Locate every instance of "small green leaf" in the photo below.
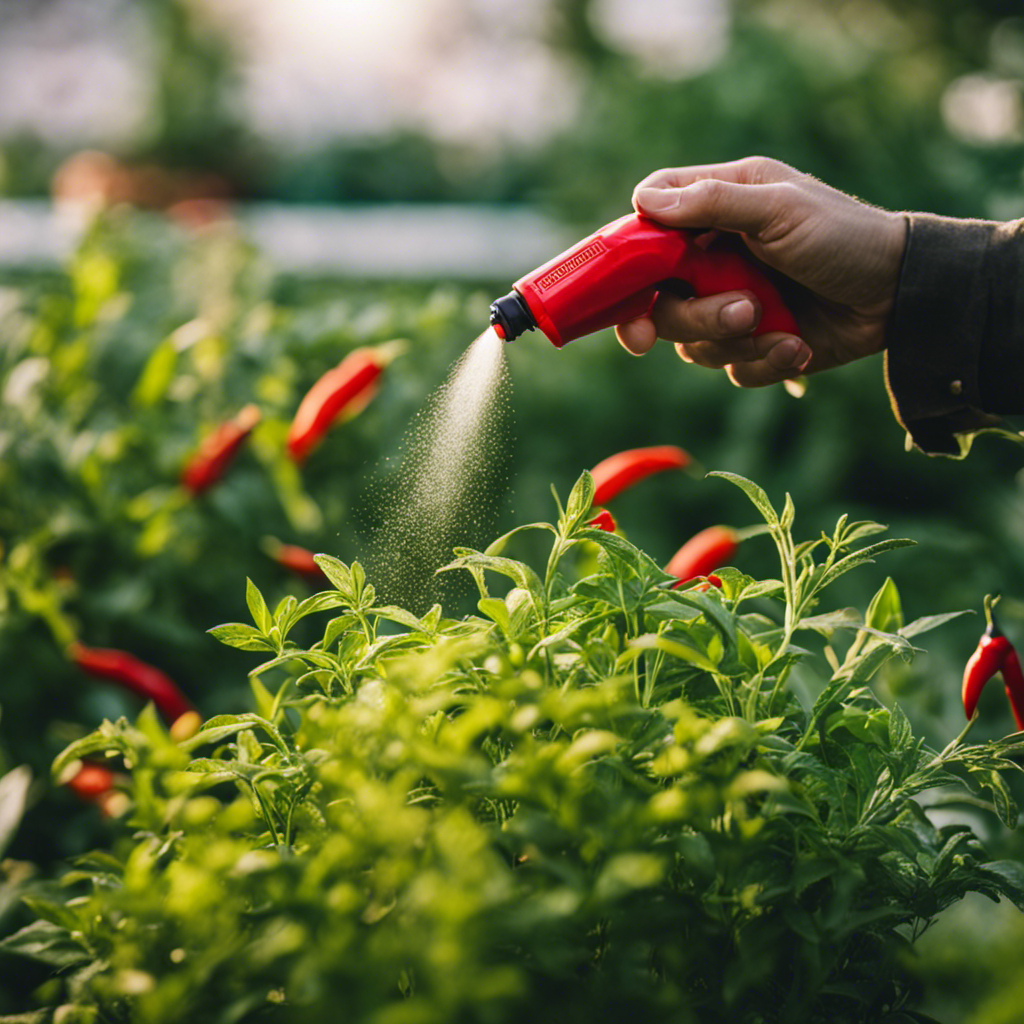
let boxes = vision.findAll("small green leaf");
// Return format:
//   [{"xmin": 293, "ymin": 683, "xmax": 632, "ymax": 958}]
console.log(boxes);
[
  {"xmin": 322, "ymin": 614, "xmax": 357, "ymax": 649},
  {"xmin": 888, "ymin": 703, "xmax": 912, "ymax": 752},
  {"xmin": 969, "ymin": 767, "xmax": 1019, "ymax": 828},
  {"xmin": 132, "ymin": 336, "xmax": 177, "ymax": 407},
  {"xmin": 562, "ymin": 471, "xmax": 596, "ymax": 532},
  {"xmin": 483, "ymin": 521, "xmax": 557, "ymax": 557},
  {"xmin": 208, "ymin": 623, "xmax": 276, "ymax": 652},
  {"xmin": 370, "ymin": 605, "xmax": 427, "ymax": 633},
  {"xmin": 315, "ymin": 555, "xmax": 354, "ymax": 599},
  {"xmin": 181, "ymin": 713, "xmax": 288, "ymax": 755},
  {"xmin": 438, "ymin": 553, "xmax": 544, "ymax": 605},
  {"xmin": 866, "ymin": 577, "xmax": 903, "ymax": 632},
  {"xmin": 477, "ymin": 597, "xmax": 512, "ymax": 636},
  {"xmin": 249, "ymin": 675, "xmax": 276, "ymax": 720},
  {"xmin": 818, "ymin": 538, "xmax": 916, "ymax": 590},
  {"xmin": 978, "ymin": 860, "xmax": 1024, "ymax": 910},
  {"xmin": 627, "ymin": 633, "xmax": 717, "ymax": 674},
  {"xmin": 0, "ymin": 920, "xmax": 89, "ymax": 967},
  {"xmin": 245, "ymin": 577, "xmax": 272, "ymax": 633},
  {"xmin": 899, "ymin": 610, "xmax": 971, "ymax": 639},
  {"xmin": 0, "ymin": 765, "xmax": 31, "ymax": 858},
  {"xmin": 294, "ymin": 591, "xmax": 351, "ymax": 618},
  {"xmin": 707, "ymin": 471, "xmax": 778, "ymax": 527}
]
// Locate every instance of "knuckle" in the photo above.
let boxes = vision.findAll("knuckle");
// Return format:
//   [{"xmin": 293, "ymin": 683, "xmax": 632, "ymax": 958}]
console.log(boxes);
[
  {"xmin": 738, "ymin": 155, "xmax": 795, "ymax": 183},
  {"xmin": 758, "ymin": 182, "xmax": 806, "ymax": 244}
]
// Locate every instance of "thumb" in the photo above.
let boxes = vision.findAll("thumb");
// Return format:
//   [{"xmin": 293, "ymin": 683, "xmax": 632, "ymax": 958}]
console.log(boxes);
[{"xmin": 634, "ymin": 179, "xmax": 790, "ymax": 239}]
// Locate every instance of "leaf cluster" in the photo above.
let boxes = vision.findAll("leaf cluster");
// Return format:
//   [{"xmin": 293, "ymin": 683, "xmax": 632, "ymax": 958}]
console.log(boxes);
[{"xmin": 4, "ymin": 475, "xmax": 1022, "ymax": 1024}]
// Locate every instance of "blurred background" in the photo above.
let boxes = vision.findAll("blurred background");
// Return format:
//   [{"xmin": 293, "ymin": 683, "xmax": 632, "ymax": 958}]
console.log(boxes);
[
  {"xmin": 6, "ymin": 0, "xmax": 1024, "ymax": 1017},
  {"xmin": 1, "ymin": 0, "xmax": 1023, "ymax": 218}
]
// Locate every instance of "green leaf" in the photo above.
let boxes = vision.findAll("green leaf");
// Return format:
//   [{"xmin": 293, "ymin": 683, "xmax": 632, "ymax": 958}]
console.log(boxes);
[
  {"xmin": 969, "ymin": 767, "xmax": 1019, "ymax": 827},
  {"xmin": 866, "ymin": 577, "xmax": 903, "ymax": 632},
  {"xmin": 737, "ymin": 578, "xmax": 786, "ymax": 602},
  {"xmin": 562, "ymin": 470, "xmax": 596, "ymax": 532},
  {"xmin": 477, "ymin": 597, "xmax": 512, "ymax": 636},
  {"xmin": 527, "ymin": 618, "xmax": 591, "ymax": 660},
  {"xmin": 181, "ymin": 713, "xmax": 289, "ymax": 755},
  {"xmin": 51, "ymin": 717, "xmax": 146, "ymax": 779},
  {"xmin": 438, "ymin": 553, "xmax": 544, "ymax": 605},
  {"xmin": 580, "ymin": 527, "xmax": 664, "ymax": 581},
  {"xmin": 370, "ymin": 605, "xmax": 428, "ymax": 633},
  {"xmin": 707, "ymin": 471, "xmax": 778, "ymax": 527},
  {"xmin": 978, "ymin": 860, "xmax": 1024, "ymax": 910},
  {"xmin": 321, "ymin": 614, "xmax": 358, "ymax": 650},
  {"xmin": 314, "ymin": 555, "xmax": 354, "ymax": 600},
  {"xmin": 0, "ymin": 920, "xmax": 89, "ymax": 967},
  {"xmin": 483, "ymin": 522, "xmax": 557, "ymax": 557},
  {"xmin": 888, "ymin": 703, "xmax": 912, "ymax": 752},
  {"xmin": 294, "ymin": 591, "xmax": 351, "ymax": 618},
  {"xmin": 627, "ymin": 633, "xmax": 717, "ymax": 674},
  {"xmin": 818, "ymin": 538, "xmax": 916, "ymax": 590},
  {"xmin": 0, "ymin": 765, "xmax": 31, "ymax": 858},
  {"xmin": 208, "ymin": 623, "xmax": 276, "ymax": 652},
  {"xmin": 245, "ymin": 577, "xmax": 272, "ymax": 633},
  {"xmin": 660, "ymin": 588, "xmax": 740, "ymax": 667},
  {"xmin": 899, "ymin": 610, "xmax": 971, "ymax": 639},
  {"xmin": 797, "ymin": 608, "xmax": 862, "ymax": 633},
  {"xmin": 132, "ymin": 336, "xmax": 177, "ymax": 407},
  {"xmin": 249, "ymin": 675, "xmax": 276, "ymax": 720}
]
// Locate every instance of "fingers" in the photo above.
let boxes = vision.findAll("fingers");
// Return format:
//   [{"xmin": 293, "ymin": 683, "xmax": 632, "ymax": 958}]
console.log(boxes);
[
  {"xmin": 724, "ymin": 338, "xmax": 812, "ymax": 387},
  {"xmin": 634, "ymin": 156, "xmax": 798, "ymax": 194},
  {"xmin": 651, "ymin": 290, "xmax": 759, "ymax": 342},
  {"xmin": 616, "ymin": 289, "xmax": 812, "ymax": 388},
  {"xmin": 615, "ymin": 317, "xmax": 658, "ymax": 356},
  {"xmin": 616, "ymin": 289, "xmax": 758, "ymax": 357},
  {"xmin": 634, "ymin": 177, "xmax": 800, "ymax": 241}
]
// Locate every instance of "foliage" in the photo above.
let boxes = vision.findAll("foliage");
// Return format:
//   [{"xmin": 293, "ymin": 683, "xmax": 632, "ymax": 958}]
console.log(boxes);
[
  {"xmin": 0, "ymin": 209, "xmax": 501, "ymax": 863},
  {"xmin": 2, "ymin": 474, "xmax": 1022, "ymax": 1023}
]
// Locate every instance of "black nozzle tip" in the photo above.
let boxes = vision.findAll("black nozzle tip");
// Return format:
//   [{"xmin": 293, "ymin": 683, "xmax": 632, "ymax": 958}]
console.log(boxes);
[{"xmin": 489, "ymin": 290, "xmax": 536, "ymax": 342}]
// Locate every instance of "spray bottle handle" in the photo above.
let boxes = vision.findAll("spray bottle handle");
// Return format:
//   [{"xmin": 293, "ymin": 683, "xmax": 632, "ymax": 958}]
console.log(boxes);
[{"xmin": 670, "ymin": 238, "xmax": 799, "ymax": 337}]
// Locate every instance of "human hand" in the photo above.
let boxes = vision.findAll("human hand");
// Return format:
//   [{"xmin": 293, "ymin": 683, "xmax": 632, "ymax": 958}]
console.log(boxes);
[{"xmin": 616, "ymin": 157, "xmax": 907, "ymax": 387}]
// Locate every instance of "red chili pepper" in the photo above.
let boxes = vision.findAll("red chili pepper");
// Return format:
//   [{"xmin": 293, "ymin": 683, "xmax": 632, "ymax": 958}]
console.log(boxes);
[
  {"xmin": 1000, "ymin": 648, "xmax": 1024, "ymax": 731},
  {"xmin": 264, "ymin": 538, "xmax": 329, "ymax": 585},
  {"xmin": 665, "ymin": 526, "xmax": 738, "ymax": 588},
  {"xmin": 68, "ymin": 642, "xmax": 194, "ymax": 724},
  {"xmin": 182, "ymin": 403, "xmax": 261, "ymax": 494},
  {"xmin": 587, "ymin": 509, "xmax": 617, "ymax": 533},
  {"xmin": 287, "ymin": 347, "xmax": 385, "ymax": 462},
  {"xmin": 66, "ymin": 762, "xmax": 116, "ymax": 802},
  {"xmin": 590, "ymin": 445, "xmax": 690, "ymax": 507},
  {"xmin": 962, "ymin": 596, "xmax": 1016, "ymax": 722}
]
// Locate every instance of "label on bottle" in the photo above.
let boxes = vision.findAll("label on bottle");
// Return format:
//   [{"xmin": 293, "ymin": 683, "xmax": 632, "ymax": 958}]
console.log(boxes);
[{"xmin": 535, "ymin": 239, "xmax": 607, "ymax": 292}]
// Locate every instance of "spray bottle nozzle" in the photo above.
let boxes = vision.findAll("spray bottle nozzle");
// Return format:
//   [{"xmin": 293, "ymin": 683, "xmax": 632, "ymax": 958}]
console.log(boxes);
[{"xmin": 489, "ymin": 290, "xmax": 536, "ymax": 342}]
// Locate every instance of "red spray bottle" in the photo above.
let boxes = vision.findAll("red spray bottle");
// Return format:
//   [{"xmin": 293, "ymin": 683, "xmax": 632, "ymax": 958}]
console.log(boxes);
[{"xmin": 489, "ymin": 213, "xmax": 798, "ymax": 345}]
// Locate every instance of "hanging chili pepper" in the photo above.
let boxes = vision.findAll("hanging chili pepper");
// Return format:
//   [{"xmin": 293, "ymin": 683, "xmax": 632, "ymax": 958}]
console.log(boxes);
[
  {"xmin": 262, "ymin": 537, "xmax": 330, "ymax": 586},
  {"xmin": 961, "ymin": 595, "xmax": 1024, "ymax": 727},
  {"xmin": 590, "ymin": 445, "xmax": 691, "ymax": 507},
  {"xmin": 64, "ymin": 761, "xmax": 127, "ymax": 818},
  {"xmin": 1000, "ymin": 648, "xmax": 1024, "ymax": 731},
  {"xmin": 68, "ymin": 642, "xmax": 195, "ymax": 725},
  {"xmin": 587, "ymin": 509, "xmax": 617, "ymax": 533},
  {"xmin": 65, "ymin": 762, "xmax": 116, "ymax": 802},
  {"xmin": 287, "ymin": 347, "xmax": 386, "ymax": 463},
  {"xmin": 181, "ymin": 403, "xmax": 261, "ymax": 495},
  {"xmin": 665, "ymin": 526, "xmax": 738, "ymax": 588}
]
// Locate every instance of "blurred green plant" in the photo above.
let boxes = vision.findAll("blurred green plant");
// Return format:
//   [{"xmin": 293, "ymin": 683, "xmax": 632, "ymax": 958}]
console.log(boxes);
[{"xmin": 2, "ymin": 472, "xmax": 1022, "ymax": 1022}]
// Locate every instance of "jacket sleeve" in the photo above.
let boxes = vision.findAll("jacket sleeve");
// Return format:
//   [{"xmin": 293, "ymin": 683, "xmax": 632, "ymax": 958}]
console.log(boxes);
[{"xmin": 883, "ymin": 212, "xmax": 1024, "ymax": 455}]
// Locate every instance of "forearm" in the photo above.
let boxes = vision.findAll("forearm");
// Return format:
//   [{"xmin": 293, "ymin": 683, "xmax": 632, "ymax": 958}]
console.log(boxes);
[{"xmin": 884, "ymin": 212, "xmax": 1024, "ymax": 455}]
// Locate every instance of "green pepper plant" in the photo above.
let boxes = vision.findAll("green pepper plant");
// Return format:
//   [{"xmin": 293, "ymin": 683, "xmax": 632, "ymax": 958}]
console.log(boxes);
[{"xmin": 3, "ymin": 471, "xmax": 1023, "ymax": 1024}]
